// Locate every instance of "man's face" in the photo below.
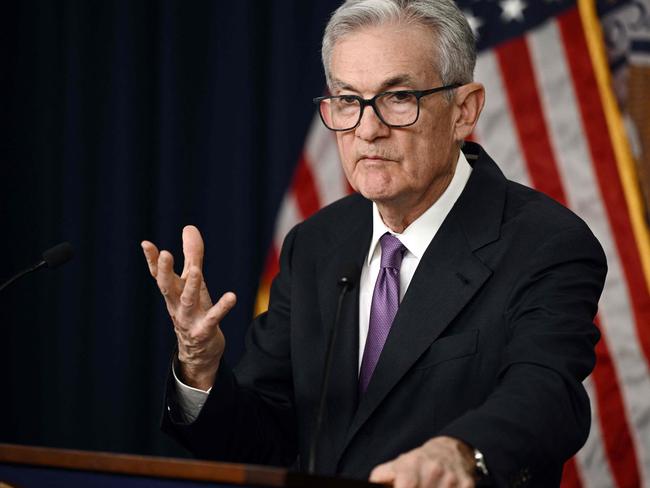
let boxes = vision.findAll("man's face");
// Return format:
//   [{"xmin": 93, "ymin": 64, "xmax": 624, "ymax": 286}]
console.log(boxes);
[{"xmin": 329, "ymin": 23, "xmax": 461, "ymax": 211}]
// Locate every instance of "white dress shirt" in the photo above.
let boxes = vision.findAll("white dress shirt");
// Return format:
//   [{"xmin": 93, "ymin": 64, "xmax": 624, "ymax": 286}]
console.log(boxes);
[{"xmin": 174, "ymin": 151, "xmax": 473, "ymax": 422}]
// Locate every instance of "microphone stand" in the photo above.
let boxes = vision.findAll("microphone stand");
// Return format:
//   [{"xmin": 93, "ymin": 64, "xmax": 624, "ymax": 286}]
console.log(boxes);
[{"xmin": 307, "ymin": 273, "xmax": 355, "ymax": 474}]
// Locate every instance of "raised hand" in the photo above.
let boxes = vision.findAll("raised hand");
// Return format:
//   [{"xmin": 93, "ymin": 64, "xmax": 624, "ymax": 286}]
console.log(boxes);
[{"xmin": 142, "ymin": 225, "xmax": 237, "ymax": 391}]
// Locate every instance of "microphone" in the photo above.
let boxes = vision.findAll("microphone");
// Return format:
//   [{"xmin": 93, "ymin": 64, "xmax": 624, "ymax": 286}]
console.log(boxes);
[
  {"xmin": 0, "ymin": 242, "xmax": 74, "ymax": 293},
  {"xmin": 308, "ymin": 263, "xmax": 359, "ymax": 474}
]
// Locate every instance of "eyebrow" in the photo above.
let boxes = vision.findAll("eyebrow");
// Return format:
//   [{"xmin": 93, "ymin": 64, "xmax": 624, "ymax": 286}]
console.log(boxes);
[{"xmin": 330, "ymin": 74, "xmax": 417, "ymax": 94}]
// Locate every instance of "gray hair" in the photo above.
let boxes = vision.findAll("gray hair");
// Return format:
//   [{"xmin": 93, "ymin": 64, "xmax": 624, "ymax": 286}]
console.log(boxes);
[{"xmin": 322, "ymin": 0, "xmax": 476, "ymax": 88}]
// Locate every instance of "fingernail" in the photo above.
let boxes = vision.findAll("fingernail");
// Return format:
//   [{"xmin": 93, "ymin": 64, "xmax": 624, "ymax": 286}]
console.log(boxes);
[{"xmin": 161, "ymin": 287, "xmax": 168, "ymax": 296}]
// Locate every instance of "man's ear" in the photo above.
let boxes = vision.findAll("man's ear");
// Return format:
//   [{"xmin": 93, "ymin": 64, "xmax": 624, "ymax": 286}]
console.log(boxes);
[{"xmin": 452, "ymin": 82, "xmax": 485, "ymax": 141}]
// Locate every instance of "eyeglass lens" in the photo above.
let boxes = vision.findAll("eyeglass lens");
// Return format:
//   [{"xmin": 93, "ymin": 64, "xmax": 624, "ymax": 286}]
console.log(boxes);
[{"xmin": 320, "ymin": 92, "xmax": 419, "ymax": 130}]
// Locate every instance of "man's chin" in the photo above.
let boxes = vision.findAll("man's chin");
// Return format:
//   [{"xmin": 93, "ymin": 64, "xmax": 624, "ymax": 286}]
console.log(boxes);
[
  {"xmin": 354, "ymin": 176, "xmax": 397, "ymax": 202},
  {"xmin": 358, "ymin": 188, "xmax": 397, "ymax": 204}
]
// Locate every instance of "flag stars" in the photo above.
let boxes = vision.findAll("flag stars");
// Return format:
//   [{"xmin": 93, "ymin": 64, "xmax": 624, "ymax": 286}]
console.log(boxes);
[{"xmin": 500, "ymin": 0, "xmax": 527, "ymax": 22}]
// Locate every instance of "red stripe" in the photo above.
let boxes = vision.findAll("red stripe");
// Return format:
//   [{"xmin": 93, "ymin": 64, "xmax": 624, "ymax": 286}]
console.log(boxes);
[
  {"xmin": 558, "ymin": 7, "xmax": 650, "ymax": 385},
  {"xmin": 292, "ymin": 153, "xmax": 322, "ymax": 218},
  {"xmin": 560, "ymin": 457, "xmax": 583, "ymax": 488},
  {"xmin": 590, "ymin": 317, "xmax": 641, "ymax": 488},
  {"xmin": 495, "ymin": 37, "xmax": 566, "ymax": 204}
]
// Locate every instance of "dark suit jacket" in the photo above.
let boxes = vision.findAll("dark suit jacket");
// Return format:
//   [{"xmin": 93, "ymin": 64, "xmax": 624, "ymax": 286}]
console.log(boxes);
[{"xmin": 162, "ymin": 142, "xmax": 606, "ymax": 488}]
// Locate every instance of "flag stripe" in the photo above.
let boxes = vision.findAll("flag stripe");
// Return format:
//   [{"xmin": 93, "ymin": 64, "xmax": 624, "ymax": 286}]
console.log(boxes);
[
  {"xmin": 560, "ymin": 457, "xmax": 583, "ymax": 488},
  {"xmin": 527, "ymin": 17, "xmax": 644, "ymax": 487},
  {"xmin": 577, "ymin": 377, "xmax": 619, "ymax": 488},
  {"xmin": 292, "ymin": 155, "xmax": 322, "ymax": 219},
  {"xmin": 495, "ymin": 37, "xmax": 566, "ymax": 203},
  {"xmin": 273, "ymin": 193, "xmax": 302, "ymax": 253},
  {"xmin": 304, "ymin": 118, "xmax": 348, "ymax": 207},
  {"xmin": 591, "ymin": 326, "xmax": 642, "ymax": 488},
  {"xmin": 473, "ymin": 51, "xmax": 532, "ymax": 187},
  {"xmin": 256, "ymin": 192, "xmax": 304, "ymax": 314}
]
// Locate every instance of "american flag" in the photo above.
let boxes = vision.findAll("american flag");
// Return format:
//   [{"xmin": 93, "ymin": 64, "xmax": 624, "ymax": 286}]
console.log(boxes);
[{"xmin": 256, "ymin": 1, "xmax": 650, "ymax": 486}]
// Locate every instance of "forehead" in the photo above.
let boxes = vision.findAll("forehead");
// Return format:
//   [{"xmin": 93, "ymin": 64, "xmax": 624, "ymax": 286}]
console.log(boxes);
[{"xmin": 329, "ymin": 22, "xmax": 439, "ymax": 92}]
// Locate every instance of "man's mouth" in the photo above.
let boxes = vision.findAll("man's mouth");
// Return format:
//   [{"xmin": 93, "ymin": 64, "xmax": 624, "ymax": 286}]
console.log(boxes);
[{"xmin": 358, "ymin": 154, "xmax": 393, "ymax": 162}]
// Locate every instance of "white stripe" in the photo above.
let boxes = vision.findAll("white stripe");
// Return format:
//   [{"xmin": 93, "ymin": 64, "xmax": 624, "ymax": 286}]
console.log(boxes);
[
  {"xmin": 577, "ymin": 377, "xmax": 618, "ymax": 488},
  {"xmin": 271, "ymin": 115, "xmax": 346, "ymax": 255},
  {"xmin": 529, "ymin": 20, "xmax": 650, "ymax": 486},
  {"xmin": 273, "ymin": 192, "xmax": 302, "ymax": 251},
  {"xmin": 473, "ymin": 51, "xmax": 532, "ymax": 187},
  {"xmin": 304, "ymin": 114, "xmax": 348, "ymax": 206}
]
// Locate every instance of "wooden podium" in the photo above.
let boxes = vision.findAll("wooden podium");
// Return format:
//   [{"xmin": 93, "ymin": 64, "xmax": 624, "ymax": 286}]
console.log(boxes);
[{"xmin": 0, "ymin": 443, "xmax": 378, "ymax": 487}]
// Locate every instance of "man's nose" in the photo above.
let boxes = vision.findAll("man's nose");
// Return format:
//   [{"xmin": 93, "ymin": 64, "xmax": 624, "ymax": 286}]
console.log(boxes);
[{"xmin": 355, "ymin": 104, "xmax": 390, "ymax": 141}]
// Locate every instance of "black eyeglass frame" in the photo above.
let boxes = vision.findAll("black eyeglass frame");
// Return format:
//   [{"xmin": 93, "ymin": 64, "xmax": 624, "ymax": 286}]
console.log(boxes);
[{"xmin": 312, "ymin": 83, "xmax": 461, "ymax": 131}]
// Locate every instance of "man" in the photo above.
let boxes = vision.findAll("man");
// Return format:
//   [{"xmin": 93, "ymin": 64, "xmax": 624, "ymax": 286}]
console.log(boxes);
[{"xmin": 141, "ymin": 1, "xmax": 606, "ymax": 487}]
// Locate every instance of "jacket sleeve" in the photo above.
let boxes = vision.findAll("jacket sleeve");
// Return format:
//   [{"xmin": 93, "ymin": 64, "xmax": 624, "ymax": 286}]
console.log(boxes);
[{"xmin": 438, "ymin": 224, "xmax": 607, "ymax": 487}]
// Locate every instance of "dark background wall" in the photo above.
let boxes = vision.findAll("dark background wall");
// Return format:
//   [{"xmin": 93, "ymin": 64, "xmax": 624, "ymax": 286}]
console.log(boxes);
[{"xmin": 0, "ymin": 0, "xmax": 339, "ymax": 457}]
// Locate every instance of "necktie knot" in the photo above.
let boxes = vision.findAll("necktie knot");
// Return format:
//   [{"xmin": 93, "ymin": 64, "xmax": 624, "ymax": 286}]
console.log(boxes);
[{"xmin": 379, "ymin": 233, "xmax": 406, "ymax": 270}]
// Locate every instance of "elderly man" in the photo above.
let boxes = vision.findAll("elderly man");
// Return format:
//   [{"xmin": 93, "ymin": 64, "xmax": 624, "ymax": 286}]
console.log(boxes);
[{"xmin": 141, "ymin": 1, "xmax": 606, "ymax": 487}]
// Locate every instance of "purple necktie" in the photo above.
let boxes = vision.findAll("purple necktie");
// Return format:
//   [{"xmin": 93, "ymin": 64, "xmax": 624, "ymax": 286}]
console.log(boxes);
[{"xmin": 359, "ymin": 233, "xmax": 406, "ymax": 394}]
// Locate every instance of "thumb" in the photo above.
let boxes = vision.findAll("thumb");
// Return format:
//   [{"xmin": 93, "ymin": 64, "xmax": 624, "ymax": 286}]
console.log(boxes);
[{"xmin": 205, "ymin": 292, "xmax": 238, "ymax": 326}]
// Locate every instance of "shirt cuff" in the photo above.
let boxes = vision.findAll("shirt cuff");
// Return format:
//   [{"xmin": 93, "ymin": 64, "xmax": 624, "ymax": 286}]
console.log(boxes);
[{"xmin": 172, "ymin": 360, "xmax": 211, "ymax": 423}]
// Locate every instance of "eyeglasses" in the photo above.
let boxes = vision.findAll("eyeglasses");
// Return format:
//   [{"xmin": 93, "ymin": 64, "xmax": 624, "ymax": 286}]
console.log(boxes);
[{"xmin": 313, "ymin": 84, "xmax": 460, "ymax": 132}]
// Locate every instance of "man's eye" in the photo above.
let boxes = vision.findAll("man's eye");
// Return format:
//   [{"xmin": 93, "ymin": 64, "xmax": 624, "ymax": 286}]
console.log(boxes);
[
  {"xmin": 386, "ymin": 92, "xmax": 413, "ymax": 103},
  {"xmin": 339, "ymin": 95, "xmax": 358, "ymax": 105}
]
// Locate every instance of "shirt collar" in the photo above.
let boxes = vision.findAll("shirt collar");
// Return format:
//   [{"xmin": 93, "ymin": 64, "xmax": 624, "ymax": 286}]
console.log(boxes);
[{"xmin": 367, "ymin": 150, "xmax": 473, "ymax": 265}]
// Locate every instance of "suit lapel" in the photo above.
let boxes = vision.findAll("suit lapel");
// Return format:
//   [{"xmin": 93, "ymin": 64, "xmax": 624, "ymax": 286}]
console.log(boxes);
[{"xmin": 336, "ymin": 143, "xmax": 507, "ymax": 463}]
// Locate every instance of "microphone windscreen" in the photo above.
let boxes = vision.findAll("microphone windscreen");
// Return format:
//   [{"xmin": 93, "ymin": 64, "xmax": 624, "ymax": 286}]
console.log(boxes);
[
  {"xmin": 42, "ymin": 242, "xmax": 74, "ymax": 269},
  {"xmin": 337, "ymin": 263, "xmax": 360, "ymax": 288}
]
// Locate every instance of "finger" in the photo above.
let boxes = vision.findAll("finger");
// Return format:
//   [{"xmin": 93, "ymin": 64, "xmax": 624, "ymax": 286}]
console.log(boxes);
[
  {"xmin": 369, "ymin": 463, "xmax": 396, "ymax": 484},
  {"xmin": 157, "ymin": 250, "xmax": 180, "ymax": 308},
  {"xmin": 179, "ymin": 266, "xmax": 203, "ymax": 317},
  {"xmin": 205, "ymin": 292, "xmax": 238, "ymax": 326},
  {"xmin": 393, "ymin": 471, "xmax": 419, "ymax": 488},
  {"xmin": 438, "ymin": 471, "xmax": 462, "ymax": 488},
  {"xmin": 181, "ymin": 225, "xmax": 205, "ymax": 279},
  {"xmin": 458, "ymin": 477, "xmax": 474, "ymax": 488},
  {"xmin": 141, "ymin": 241, "xmax": 160, "ymax": 278},
  {"xmin": 420, "ymin": 460, "xmax": 445, "ymax": 487},
  {"xmin": 199, "ymin": 279, "xmax": 213, "ymax": 310}
]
